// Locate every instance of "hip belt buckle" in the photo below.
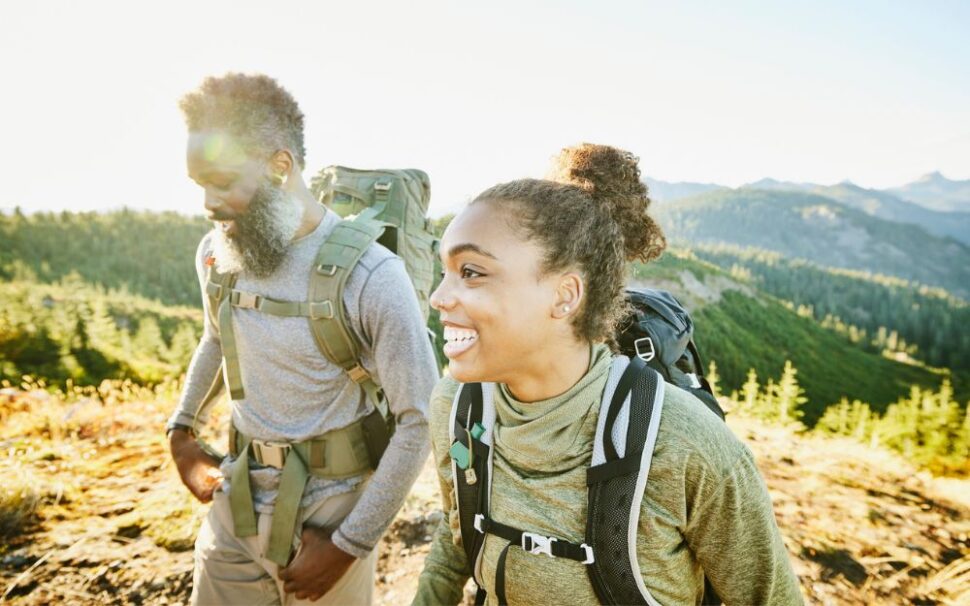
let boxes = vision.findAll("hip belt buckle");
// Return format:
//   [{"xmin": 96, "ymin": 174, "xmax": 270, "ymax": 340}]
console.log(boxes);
[
  {"xmin": 521, "ymin": 532, "xmax": 556, "ymax": 557},
  {"xmin": 251, "ymin": 439, "xmax": 291, "ymax": 469}
]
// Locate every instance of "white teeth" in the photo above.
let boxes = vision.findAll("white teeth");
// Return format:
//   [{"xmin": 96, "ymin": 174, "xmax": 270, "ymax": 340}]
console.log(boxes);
[{"xmin": 444, "ymin": 326, "xmax": 478, "ymax": 343}]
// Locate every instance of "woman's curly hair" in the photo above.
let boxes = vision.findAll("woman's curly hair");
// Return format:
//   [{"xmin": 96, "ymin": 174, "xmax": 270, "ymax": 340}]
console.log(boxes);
[
  {"xmin": 474, "ymin": 143, "xmax": 666, "ymax": 344},
  {"xmin": 179, "ymin": 73, "xmax": 306, "ymax": 168}
]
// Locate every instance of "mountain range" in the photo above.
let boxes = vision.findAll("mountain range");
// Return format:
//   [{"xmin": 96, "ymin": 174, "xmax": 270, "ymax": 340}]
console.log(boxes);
[{"xmin": 653, "ymin": 188, "xmax": 970, "ymax": 299}]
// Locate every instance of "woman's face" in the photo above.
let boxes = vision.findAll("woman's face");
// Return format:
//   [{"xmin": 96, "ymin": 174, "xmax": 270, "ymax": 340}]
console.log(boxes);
[{"xmin": 431, "ymin": 201, "xmax": 569, "ymax": 384}]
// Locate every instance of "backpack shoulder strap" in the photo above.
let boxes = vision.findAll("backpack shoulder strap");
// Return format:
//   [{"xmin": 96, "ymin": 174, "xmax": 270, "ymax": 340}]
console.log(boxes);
[
  {"xmin": 308, "ymin": 216, "xmax": 385, "ymax": 394},
  {"xmin": 449, "ymin": 381, "xmax": 496, "ymax": 596},
  {"xmin": 587, "ymin": 356, "xmax": 665, "ymax": 606},
  {"xmin": 203, "ymin": 260, "xmax": 236, "ymax": 336}
]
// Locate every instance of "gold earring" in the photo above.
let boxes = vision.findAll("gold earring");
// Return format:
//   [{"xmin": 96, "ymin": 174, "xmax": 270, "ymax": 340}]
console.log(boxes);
[{"xmin": 271, "ymin": 173, "xmax": 287, "ymax": 187}]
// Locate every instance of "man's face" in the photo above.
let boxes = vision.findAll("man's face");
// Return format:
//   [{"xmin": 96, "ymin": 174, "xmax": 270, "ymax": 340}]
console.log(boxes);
[{"xmin": 186, "ymin": 130, "xmax": 302, "ymax": 277}]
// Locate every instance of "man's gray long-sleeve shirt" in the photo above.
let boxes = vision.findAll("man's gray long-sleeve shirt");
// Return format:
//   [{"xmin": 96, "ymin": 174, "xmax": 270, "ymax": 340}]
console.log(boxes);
[{"xmin": 168, "ymin": 209, "xmax": 438, "ymax": 558}]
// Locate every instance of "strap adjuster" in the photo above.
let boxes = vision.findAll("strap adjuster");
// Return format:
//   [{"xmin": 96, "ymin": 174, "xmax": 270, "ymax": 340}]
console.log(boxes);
[
  {"xmin": 347, "ymin": 364, "xmax": 370, "ymax": 384},
  {"xmin": 373, "ymin": 181, "xmax": 391, "ymax": 192},
  {"xmin": 232, "ymin": 291, "xmax": 262, "ymax": 309},
  {"xmin": 580, "ymin": 543, "xmax": 595, "ymax": 565},
  {"xmin": 250, "ymin": 439, "xmax": 291, "ymax": 469},
  {"xmin": 317, "ymin": 264, "xmax": 338, "ymax": 276},
  {"xmin": 309, "ymin": 300, "xmax": 334, "ymax": 320},
  {"xmin": 474, "ymin": 514, "xmax": 484, "ymax": 533},
  {"xmin": 521, "ymin": 532, "xmax": 556, "ymax": 557},
  {"xmin": 634, "ymin": 337, "xmax": 656, "ymax": 362}
]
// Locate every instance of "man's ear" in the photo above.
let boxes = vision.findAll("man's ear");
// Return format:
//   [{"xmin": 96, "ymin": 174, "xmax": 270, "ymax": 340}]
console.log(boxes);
[
  {"xmin": 552, "ymin": 272, "xmax": 584, "ymax": 319},
  {"xmin": 267, "ymin": 150, "xmax": 295, "ymax": 186}
]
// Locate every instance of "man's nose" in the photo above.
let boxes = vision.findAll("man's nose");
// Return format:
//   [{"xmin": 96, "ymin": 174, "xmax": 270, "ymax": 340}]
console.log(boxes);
[{"xmin": 203, "ymin": 189, "xmax": 223, "ymax": 214}]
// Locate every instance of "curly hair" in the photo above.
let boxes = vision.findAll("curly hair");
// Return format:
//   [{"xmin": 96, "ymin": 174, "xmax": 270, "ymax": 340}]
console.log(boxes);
[
  {"xmin": 474, "ymin": 143, "xmax": 666, "ymax": 344},
  {"xmin": 179, "ymin": 73, "xmax": 306, "ymax": 168}
]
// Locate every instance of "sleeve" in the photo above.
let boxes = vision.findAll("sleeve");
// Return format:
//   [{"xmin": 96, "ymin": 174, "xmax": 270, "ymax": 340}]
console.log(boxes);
[
  {"xmin": 330, "ymin": 257, "xmax": 439, "ymax": 558},
  {"xmin": 166, "ymin": 234, "xmax": 224, "ymax": 429},
  {"xmin": 683, "ymin": 444, "xmax": 804, "ymax": 606},
  {"xmin": 412, "ymin": 376, "xmax": 472, "ymax": 606}
]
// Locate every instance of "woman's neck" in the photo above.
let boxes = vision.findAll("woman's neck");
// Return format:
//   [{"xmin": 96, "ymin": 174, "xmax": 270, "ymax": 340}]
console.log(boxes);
[{"xmin": 504, "ymin": 339, "xmax": 592, "ymax": 403}]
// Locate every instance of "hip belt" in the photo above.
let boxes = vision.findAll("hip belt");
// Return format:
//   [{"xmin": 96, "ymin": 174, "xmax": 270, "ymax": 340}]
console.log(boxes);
[{"xmin": 226, "ymin": 413, "xmax": 378, "ymax": 566}]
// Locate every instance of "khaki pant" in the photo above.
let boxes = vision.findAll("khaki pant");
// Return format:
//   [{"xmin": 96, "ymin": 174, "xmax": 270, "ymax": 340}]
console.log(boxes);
[{"xmin": 191, "ymin": 485, "xmax": 377, "ymax": 606}]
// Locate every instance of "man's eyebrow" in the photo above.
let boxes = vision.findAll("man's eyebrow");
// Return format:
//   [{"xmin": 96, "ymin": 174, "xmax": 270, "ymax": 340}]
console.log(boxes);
[{"xmin": 447, "ymin": 243, "xmax": 498, "ymax": 260}]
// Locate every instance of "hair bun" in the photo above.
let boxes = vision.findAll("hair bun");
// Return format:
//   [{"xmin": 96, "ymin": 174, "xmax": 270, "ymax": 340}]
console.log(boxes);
[{"xmin": 550, "ymin": 143, "xmax": 666, "ymax": 262}]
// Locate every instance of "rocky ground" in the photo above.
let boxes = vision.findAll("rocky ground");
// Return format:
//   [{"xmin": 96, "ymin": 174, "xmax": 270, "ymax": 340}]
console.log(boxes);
[{"xmin": 1, "ymin": 389, "xmax": 967, "ymax": 605}]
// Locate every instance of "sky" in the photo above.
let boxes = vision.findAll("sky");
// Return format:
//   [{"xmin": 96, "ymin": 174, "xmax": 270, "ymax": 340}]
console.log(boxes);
[{"xmin": 1, "ymin": 0, "xmax": 968, "ymax": 218}]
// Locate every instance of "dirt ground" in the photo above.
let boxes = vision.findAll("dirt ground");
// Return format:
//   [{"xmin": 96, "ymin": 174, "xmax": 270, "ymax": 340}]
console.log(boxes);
[{"xmin": 1, "ymin": 390, "xmax": 967, "ymax": 605}]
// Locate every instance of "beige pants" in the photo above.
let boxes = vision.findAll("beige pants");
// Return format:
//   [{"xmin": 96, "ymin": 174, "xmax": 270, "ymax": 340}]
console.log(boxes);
[{"xmin": 191, "ymin": 485, "xmax": 377, "ymax": 606}]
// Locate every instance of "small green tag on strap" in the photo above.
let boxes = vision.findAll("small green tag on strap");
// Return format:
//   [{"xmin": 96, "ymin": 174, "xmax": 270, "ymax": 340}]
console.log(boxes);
[
  {"xmin": 450, "ymin": 442, "xmax": 471, "ymax": 470},
  {"xmin": 450, "ymin": 423, "xmax": 485, "ymax": 470}
]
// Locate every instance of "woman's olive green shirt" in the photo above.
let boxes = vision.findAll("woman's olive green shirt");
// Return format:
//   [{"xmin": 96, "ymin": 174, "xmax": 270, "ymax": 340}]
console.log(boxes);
[{"xmin": 413, "ymin": 346, "xmax": 803, "ymax": 605}]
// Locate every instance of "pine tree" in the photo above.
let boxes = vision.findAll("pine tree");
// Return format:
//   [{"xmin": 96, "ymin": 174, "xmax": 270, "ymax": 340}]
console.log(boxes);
[
  {"xmin": 740, "ymin": 369, "xmax": 759, "ymax": 416},
  {"xmin": 775, "ymin": 360, "xmax": 807, "ymax": 427}
]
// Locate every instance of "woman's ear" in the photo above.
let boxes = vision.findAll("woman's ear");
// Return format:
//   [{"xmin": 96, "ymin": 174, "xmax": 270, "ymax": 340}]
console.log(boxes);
[{"xmin": 552, "ymin": 272, "xmax": 584, "ymax": 319}]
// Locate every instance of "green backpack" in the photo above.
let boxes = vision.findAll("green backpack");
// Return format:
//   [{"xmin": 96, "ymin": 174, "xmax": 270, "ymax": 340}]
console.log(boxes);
[{"xmin": 310, "ymin": 166, "xmax": 436, "ymax": 320}]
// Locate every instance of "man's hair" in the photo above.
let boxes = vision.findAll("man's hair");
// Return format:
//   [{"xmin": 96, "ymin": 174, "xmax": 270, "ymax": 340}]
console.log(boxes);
[{"xmin": 179, "ymin": 73, "xmax": 306, "ymax": 168}]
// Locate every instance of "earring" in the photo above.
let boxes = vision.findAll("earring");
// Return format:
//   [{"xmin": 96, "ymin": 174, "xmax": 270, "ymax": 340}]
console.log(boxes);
[
  {"xmin": 563, "ymin": 305, "xmax": 570, "ymax": 313},
  {"xmin": 271, "ymin": 173, "xmax": 287, "ymax": 187}
]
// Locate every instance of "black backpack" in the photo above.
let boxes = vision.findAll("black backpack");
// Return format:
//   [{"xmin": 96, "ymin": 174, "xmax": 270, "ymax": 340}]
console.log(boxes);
[
  {"xmin": 617, "ymin": 288, "xmax": 724, "ymax": 420},
  {"xmin": 448, "ymin": 289, "xmax": 725, "ymax": 605}
]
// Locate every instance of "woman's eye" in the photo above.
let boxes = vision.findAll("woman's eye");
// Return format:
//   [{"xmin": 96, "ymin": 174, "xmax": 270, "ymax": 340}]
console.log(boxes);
[{"xmin": 461, "ymin": 266, "xmax": 484, "ymax": 279}]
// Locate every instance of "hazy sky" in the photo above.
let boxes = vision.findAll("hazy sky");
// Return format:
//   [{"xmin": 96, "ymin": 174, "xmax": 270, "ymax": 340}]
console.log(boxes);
[{"xmin": 1, "ymin": 0, "xmax": 968, "ymax": 217}]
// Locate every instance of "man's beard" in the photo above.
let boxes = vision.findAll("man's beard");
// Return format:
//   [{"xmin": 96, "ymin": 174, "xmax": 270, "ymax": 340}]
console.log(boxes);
[{"xmin": 210, "ymin": 181, "xmax": 304, "ymax": 278}]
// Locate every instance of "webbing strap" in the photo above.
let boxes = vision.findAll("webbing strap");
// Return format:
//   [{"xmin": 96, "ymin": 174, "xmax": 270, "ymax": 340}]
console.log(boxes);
[
  {"xmin": 496, "ymin": 542, "xmax": 512, "ymax": 606},
  {"xmin": 229, "ymin": 435, "xmax": 258, "ymax": 537},
  {"xmin": 266, "ymin": 449, "xmax": 310, "ymax": 566},
  {"xmin": 218, "ymin": 297, "xmax": 245, "ymax": 400},
  {"xmin": 227, "ymin": 289, "xmax": 334, "ymax": 320}
]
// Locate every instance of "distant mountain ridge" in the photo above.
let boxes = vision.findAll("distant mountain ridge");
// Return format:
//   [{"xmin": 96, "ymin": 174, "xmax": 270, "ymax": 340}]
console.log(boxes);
[
  {"xmin": 647, "ymin": 175, "xmax": 970, "ymax": 244},
  {"xmin": 653, "ymin": 188, "xmax": 970, "ymax": 299},
  {"xmin": 643, "ymin": 177, "xmax": 726, "ymax": 202},
  {"xmin": 889, "ymin": 171, "xmax": 970, "ymax": 213}
]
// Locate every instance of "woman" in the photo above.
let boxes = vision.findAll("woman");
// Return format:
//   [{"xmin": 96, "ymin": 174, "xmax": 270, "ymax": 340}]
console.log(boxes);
[{"xmin": 413, "ymin": 144, "xmax": 802, "ymax": 605}]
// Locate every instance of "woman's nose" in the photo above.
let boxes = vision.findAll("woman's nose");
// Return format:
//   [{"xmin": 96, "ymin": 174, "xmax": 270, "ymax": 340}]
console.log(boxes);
[{"xmin": 429, "ymin": 279, "xmax": 455, "ymax": 311}]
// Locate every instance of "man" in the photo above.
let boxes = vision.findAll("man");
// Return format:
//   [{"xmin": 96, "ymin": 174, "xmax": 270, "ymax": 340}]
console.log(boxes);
[{"xmin": 166, "ymin": 73, "xmax": 437, "ymax": 605}]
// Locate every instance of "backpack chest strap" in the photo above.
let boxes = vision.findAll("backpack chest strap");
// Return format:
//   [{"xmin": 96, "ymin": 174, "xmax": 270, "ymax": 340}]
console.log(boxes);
[
  {"xmin": 227, "ymin": 288, "xmax": 336, "ymax": 319},
  {"xmin": 474, "ymin": 514, "xmax": 594, "ymax": 564}
]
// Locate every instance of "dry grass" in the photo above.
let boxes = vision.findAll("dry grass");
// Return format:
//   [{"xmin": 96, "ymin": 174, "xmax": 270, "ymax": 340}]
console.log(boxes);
[{"xmin": 0, "ymin": 381, "xmax": 967, "ymax": 605}]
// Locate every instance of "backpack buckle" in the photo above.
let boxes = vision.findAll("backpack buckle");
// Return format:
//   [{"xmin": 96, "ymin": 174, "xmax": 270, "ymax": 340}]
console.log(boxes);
[
  {"xmin": 580, "ymin": 543, "xmax": 595, "ymax": 565},
  {"xmin": 634, "ymin": 337, "xmax": 656, "ymax": 362},
  {"xmin": 474, "ymin": 514, "xmax": 485, "ymax": 533},
  {"xmin": 373, "ymin": 181, "xmax": 391, "ymax": 192},
  {"xmin": 521, "ymin": 532, "xmax": 556, "ymax": 557},
  {"xmin": 232, "ymin": 291, "xmax": 262, "ymax": 310},
  {"xmin": 250, "ymin": 439, "xmax": 291, "ymax": 469}
]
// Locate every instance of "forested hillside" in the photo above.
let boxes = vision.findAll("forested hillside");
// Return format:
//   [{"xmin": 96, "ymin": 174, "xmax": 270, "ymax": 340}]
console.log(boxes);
[
  {"xmin": 2, "ymin": 209, "xmax": 965, "ymax": 426},
  {"xmin": 0, "ymin": 209, "xmax": 209, "ymax": 307},
  {"xmin": 653, "ymin": 189, "xmax": 970, "ymax": 297},
  {"xmin": 691, "ymin": 244, "xmax": 969, "ymax": 369},
  {"xmin": 0, "ymin": 276, "xmax": 201, "ymax": 385},
  {"xmin": 629, "ymin": 251, "xmax": 967, "ymax": 424}
]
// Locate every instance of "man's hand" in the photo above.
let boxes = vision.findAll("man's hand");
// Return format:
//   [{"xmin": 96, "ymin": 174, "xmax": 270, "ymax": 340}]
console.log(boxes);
[
  {"xmin": 279, "ymin": 527, "xmax": 357, "ymax": 601},
  {"xmin": 169, "ymin": 429, "xmax": 223, "ymax": 503}
]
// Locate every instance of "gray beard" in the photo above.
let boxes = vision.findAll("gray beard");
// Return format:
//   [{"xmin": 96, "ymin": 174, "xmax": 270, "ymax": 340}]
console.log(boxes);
[{"xmin": 210, "ymin": 182, "xmax": 304, "ymax": 278}]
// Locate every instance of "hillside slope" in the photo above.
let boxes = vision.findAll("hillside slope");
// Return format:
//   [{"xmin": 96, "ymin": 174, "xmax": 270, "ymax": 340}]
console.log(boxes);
[
  {"xmin": 0, "ymin": 389, "xmax": 965, "ymax": 605},
  {"xmin": 632, "ymin": 251, "xmax": 968, "ymax": 424},
  {"xmin": 653, "ymin": 189, "xmax": 970, "ymax": 298}
]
